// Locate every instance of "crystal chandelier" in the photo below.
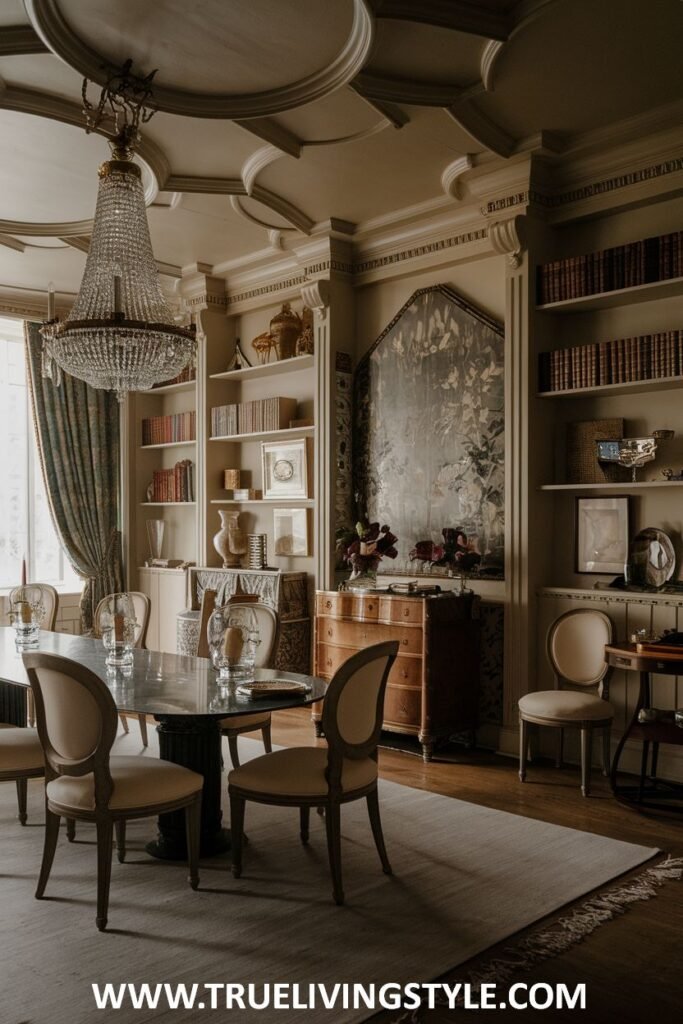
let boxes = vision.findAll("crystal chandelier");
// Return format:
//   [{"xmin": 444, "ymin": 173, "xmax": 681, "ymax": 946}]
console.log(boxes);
[{"xmin": 41, "ymin": 61, "xmax": 195, "ymax": 400}]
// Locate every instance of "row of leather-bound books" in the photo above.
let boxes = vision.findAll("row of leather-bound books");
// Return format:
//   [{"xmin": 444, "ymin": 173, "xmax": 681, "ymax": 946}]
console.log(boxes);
[
  {"xmin": 537, "ymin": 229, "xmax": 683, "ymax": 304},
  {"xmin": 149, "ymin": 461, "xmax": 195, "ymax": 503},
  {"xmin": 142, "ymin": 411, "xmax": 196, "ymax": 446},
  {"xmin": 539, "ymin": 330, "xmax": 683, "ymax": 392}
]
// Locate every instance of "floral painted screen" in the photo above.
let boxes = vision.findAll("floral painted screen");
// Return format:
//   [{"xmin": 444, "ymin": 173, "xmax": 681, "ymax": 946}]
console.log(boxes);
[{"xmin": 353, "ymin": 285, "xmax": 505, "ymax": 579}]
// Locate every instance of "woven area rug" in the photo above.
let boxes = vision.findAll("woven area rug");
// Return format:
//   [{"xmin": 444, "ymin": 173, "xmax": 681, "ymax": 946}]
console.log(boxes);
[{"xmin": 1, "ymin": 730, "xmax": 659, "ymax": 1024}]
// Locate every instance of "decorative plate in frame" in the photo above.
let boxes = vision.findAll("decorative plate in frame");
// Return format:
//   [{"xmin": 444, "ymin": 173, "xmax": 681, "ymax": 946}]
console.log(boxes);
[{"xmin": 261, "ymin": 438, "xmax": 308, "ymax": 499}]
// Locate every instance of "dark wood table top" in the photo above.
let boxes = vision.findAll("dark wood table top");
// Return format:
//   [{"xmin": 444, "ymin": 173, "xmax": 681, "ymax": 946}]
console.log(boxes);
[
  {"xmin": 0, "ymin": 628, "xmax": 326, "ymax": 718},
  {"xmin": 605, "ymin": 641, "xmax": 683, "ymax": 673}
]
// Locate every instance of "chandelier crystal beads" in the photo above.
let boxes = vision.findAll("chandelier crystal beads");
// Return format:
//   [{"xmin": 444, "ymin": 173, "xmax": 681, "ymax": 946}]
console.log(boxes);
[{"xmin": 41, "ymin": 61, "xmax": 195, "ymax": 400}]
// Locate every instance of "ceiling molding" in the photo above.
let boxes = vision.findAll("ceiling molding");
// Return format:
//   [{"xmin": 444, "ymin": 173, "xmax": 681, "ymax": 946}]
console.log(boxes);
[
  {"xmin": 229, "ymin": 195, "xmax": 294, "ymax": 233},
  {"xmin": 0, "ymin": 85, "xmax": 169, "ymax": 192},
  {"xmin": 233, "ymin": 118, "xmax": 302, "ymax": 158},
  {"xmin": 481, "ymin": 0, "xmax": 562, "ymax": 93},
  {"xmin": 349, "ymin": 87, "xmax": 410, "ymax": 128},
  {"xmin": 0, "ymin": 217, "xmax": 93, "ymax": 236},
  {"xmin": 0, "ymin": 25, "xmax": 48, "ymax": 57},
  {"xmin": 446, "ymin": 98, "xmax": 516, "ymax": 157},
  {"xmin": 480, "ymin": 40, "xmax": 503, "ymax": 92},
  {"xmin": 373, "ymin": 0, "xmax": 510, "ymax": 41},
  {"xmin": 441, "ymin": 155, "xmax": 474, "ymax": 199},
  {"xmin": 25, "ymin": 0, "xmax": 376, "ymax": 119},
  {"xmin": 488, "ymin": 214, "xmax": 525, "ymax": 267},
  {"xmin": 242, "ymin": 146, "xmax": 284, "ymax": 196},
  {"xmin": 163, "ymin": 175, "xmax": 245, "ymax": 195},
  {"xmin": 303, "ymin": 119, "xmax": 393, "ymax": 147},
  {"xmin": 58, "ymin": 235, "xmax": 89, "ymax": 252},
  {"xmin": 250, "ymin": 185, "xmax": 315, "ymax": 235},
  {"xmin": 353, "ymin": 70, "xmax": 462, "ymax": 107},
  {"xmin": 0, "ymin": 234, "xmax": 26, "ymax": 253}
]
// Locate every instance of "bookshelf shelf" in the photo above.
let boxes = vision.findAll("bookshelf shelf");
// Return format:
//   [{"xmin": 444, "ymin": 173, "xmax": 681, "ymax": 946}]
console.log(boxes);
[
  {"xmin": 140, "ymin": 440, "xmax": 197, "ymax": 450},
  {"xmin": 538, "ymin": 375, "xmax": 683, "ymax": 399},
  {"xmin": 210, "ymin": 425, "xmax": 315, "ymax": 443},
  {"xmin": 211, "ymin": 354, "xmax": 314, "ymax": 381},
  {"xmin": 210, "ymin": 498, "xmax": 315, "ymax": 506},
  {"xmin": 537, "ymin": 275, "xmax": 683, "ymax": 314},
  {"xmin": 540, "ymin": 481, "xmax": 683, "ymax": 492},
  {"xmin": 141, "ymin": 501, "xmax": 197, "ymax": 506},
  {"xmin": 147, "ymin": 379, "xmax": 197, "ymax": 394}
]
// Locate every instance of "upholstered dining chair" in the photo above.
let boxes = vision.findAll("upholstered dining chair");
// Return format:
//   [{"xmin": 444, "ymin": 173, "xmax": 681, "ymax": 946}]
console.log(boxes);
[
  {"xmin": 0, "ymin": 724, "xmax": 44, "ymax": 824},
  {"xmin": 22, "ymin": 652, "xmax": 202, "ymax": 932},
  {"xmin": 197, "ymin": 596, "xmax": 280, "ymax": 768},
  {"xmin": 10, "ymin": 583, "xmax": 59, "ymax": 727},
  {"xmin": 94, "ymin": 591, "xmax": 151, "ymax": 746},
  {"xmin": 518, "ymin": 608, "xmax": 614, "ymax": 797},
  {"xmin": 228, "ymin": 640, "xmax": 399, "ymax": 905}
]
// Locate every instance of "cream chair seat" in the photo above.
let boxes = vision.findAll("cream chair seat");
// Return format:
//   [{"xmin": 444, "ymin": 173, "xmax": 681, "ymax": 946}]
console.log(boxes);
[
  {"xmin": 94, "ymin": 591, "xmax": 151, "ymax": 746},
  {"xmin": 229, "ymin": 641, "xmax": 399, "ymax": 906},
  {"xmin": 519, "ymin": 608, "xmax": 614, "ymax": 797},
  {"xmin": 0, "ymin": 725, "xmax": 44, "ymax": 824},
  {"xmin": 23, "ymin": 652, "xmax": 203, "ymax": 931},
  {"xmin": 518, "ymin": 690, "xmax": 614, "ymax": 721}
]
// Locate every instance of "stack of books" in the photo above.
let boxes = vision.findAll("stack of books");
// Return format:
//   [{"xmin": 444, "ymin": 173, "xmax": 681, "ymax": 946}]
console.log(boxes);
[
  {"xmin": 142, "ymin": 411, "xmax": 196, "ymax": 446},
  {"xmin": 149, "ymin": 460, "xmax": 195, "ymax": 502},
  {"xmin": 210, "ymin": 397, "xmax": 298, "ymax": 437},
  {"xmin": 537, "ymin": 229, "xmax": 683, "ymax": 304},
  {"xmin": 539, "ymin": 330, "xmax": 683, "ymax": 392}
]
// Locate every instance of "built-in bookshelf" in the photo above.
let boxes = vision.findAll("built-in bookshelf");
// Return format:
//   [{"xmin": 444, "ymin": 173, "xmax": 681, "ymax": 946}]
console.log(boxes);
[{"xmin": 538, "ymin": 330, "xmax": 683, "ymax": 393}]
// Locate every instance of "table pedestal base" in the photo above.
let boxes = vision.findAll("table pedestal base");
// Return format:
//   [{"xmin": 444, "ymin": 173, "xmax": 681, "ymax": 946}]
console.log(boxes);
[{"xmin": 146, "ymin": 715, "xmax": 230, "ymax": 860}]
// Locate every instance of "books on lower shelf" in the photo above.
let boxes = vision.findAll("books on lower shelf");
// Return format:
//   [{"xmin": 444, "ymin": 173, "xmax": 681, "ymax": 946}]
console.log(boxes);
[
  {"xmin": 539, "ymin": 330, "xmax": 683, "ymax": 392},
  {"xmin": 150, "ymin": 460, "xmax": 195, "ymax": 502},
  {"xmin": 537, "ymin": 229, "xmax": 683, "ymax": 304},
  {"xmin": 210, "ymin": 397, "xmax": 298, "ymax": 437},
  {"xmin": 142, "ymin": 411, "xmax": 196, "ymax": 445}
]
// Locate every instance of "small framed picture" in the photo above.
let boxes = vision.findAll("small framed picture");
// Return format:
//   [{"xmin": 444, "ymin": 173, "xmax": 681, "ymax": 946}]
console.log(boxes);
[
  {"xmin": 575, "ymin": 496, "xmax": 629, "ymax": 574},
  {"xmin": 261, "ymin": 439, "xmax": 308, "ymax": 499},
  {"xmin": 273, "ymin": 508, "xmax": 309, "ymax": 556}
]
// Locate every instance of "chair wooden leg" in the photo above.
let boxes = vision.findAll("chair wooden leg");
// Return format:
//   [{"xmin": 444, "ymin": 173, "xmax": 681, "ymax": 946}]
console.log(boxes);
[
  {"xmin": 95, "ymin": 818, "xmax": 114, "ymax": 932},
  {"xmin": 114, "ymin": 820, "xmax": 126, "ymax": 863},
  {"xmin": 602, "ymin": 726, "xmax": 611, "ymax": 776},
  {"xmin": 227, "ymin": 734, "xmax": 241, "ymax": 770},
  {"xmin": 66, "ymin": 818, "xmax": 76, "ymax": 842},
  {"xmin": 324, "ymin": 800, "xmax": 344, "ymax": 906},
  {"xmin": 27, "ymin": 690, "xmax": 36, "ymax": 728},
  {"xmin": 580, "ymin": 727, "xmax": 593, "ymax": 797},
  {"xmin": 185, "ymin": 796, "xmax": 201, "ymax": 890},
  {"xmin": 650, "ymin": 741, "xmax": 660, "ymax": 781},
  {"xmin": 119, "ymin": 713, "xmax": 129, "ymax": 734},
  {"xmin": 15, "ymin": 778, "xmax": 28, "ymax": 825},
  {"xmin": 555, "ymin": 728, "xmax": 564, "ymax": 769},
  {"xmin": 261, "ymin": 718, "xmax": 273, "ymax": 754},
  {"xmin": 229, "ymin": 793, "xmax": 245, "ymax": 878},
  {"xmin": 518, "ymin": 717, "xmax": 528, "ymax": 782},
  {"xmin": 137, "ymin": 714, "xmax": 148, "ymax": 748},
  {"xmin": 300, "ymin": 806, "xmax": 310, "ymax": 845},
  {"xmin": 366, "ymin": 787, "xmax": 392, "ymax": 876},
  {"xmin": 36, "ymin": 807, "xmax": 60, "ymax": 899}
]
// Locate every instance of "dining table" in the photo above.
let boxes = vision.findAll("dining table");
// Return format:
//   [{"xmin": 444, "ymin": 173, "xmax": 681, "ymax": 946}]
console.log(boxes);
[{"xmin": 0, "ymin": 628, "xmax": 326, "ymax": 858}]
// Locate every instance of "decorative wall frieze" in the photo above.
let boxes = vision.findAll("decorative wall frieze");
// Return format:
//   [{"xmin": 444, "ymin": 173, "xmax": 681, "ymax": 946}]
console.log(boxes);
[
  {"xmin": 176, "ymin": 267, "xmax": 227, "ymax": 312},
  {"xmin": 354, "ymin": 226, "xmax": 489, "ymax": 276}
]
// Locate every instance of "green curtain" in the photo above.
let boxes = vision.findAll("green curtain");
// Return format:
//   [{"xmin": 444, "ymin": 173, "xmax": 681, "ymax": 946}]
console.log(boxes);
[{"xmin": 25, "ymin": 321, "xmax": 124, "ymax": 631}]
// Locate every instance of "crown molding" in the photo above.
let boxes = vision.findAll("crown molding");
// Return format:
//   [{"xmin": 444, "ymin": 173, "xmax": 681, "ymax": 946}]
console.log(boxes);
[
  {"xmin": 0, "ymin": 285, "xmax": 74, "ymax": 321},
  {"xmin": 373, "ymin": 0, "xmax": 510, "ymax": 41},
  {"xmin": 0, "ymin": 25, "xmax": 48, "ymax": 56},
  {"xmin": 441, "ymin": 155, "xmax": 474, "ymax": 199}
]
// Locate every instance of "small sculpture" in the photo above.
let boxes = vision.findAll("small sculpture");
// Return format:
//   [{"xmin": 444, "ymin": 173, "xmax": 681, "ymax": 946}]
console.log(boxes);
[
  {"xmin": 251, "ymin": 331, "xmax": 276, "ymax": 365},
  {"xmin": 269, "ymin": 302, "xmax": 302, "ymax": 360},
  {"xmin": 596, "ymin": 429, "xmax": 674, "ymax": 482},
  {"xmin": 213, "ymin": 510, "xmax": 246, "ymax": 568}
]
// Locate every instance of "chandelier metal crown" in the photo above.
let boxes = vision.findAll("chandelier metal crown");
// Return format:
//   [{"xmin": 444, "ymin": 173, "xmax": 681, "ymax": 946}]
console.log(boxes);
[{"xmin": 41, "ymin": 60, "xmax": 195, "ymax": 400}]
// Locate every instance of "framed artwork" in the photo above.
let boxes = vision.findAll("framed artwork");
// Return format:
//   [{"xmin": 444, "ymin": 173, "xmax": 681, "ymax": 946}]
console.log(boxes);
[
  {"xmin": 575, "ymin": 496, "xmax": 629, "ymax": 574},
  {"xmin": 353, "ymin": 285, "xmax": 505, "ymax": 578},
  {"xmin": 261, "ymin": 438, "xmax": 308, "ymax": 499},
  {"xmin": 273, "ymin": 508, "xmax": 309, "ymax": 556}
]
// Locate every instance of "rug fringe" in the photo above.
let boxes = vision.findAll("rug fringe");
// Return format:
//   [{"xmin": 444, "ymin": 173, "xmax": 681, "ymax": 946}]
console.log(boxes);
[{"xmin": 391, "ymin": 855, "xmax": 683, "ymax": 1023}]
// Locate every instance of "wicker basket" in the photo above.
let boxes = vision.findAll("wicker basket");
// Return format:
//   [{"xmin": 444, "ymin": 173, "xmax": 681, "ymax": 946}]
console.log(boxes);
[{"xmin": 566, "ymin": 419, "xmax": 629, "ymax": 483}]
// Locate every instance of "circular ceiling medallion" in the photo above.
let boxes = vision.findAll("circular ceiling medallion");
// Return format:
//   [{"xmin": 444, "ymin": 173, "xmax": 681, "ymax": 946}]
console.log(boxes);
[{"xmin": 25, "ymin": 0, "xmax": 375, "ymax": 118}]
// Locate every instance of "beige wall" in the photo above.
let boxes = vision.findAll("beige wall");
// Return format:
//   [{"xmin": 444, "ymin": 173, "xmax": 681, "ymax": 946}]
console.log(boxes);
[{"xmin": 0, "ymin": 591, "xmax": 83, "ymax": 635}]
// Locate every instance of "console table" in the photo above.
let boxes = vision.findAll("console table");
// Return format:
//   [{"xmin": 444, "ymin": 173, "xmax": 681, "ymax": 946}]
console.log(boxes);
[
  {"xmin": 177, "ymin": 567, "xmax": 311, "ymax": 674},
  {"xmin": 315, "ymin": 589, "xmax": 480, "ymax": 761}
]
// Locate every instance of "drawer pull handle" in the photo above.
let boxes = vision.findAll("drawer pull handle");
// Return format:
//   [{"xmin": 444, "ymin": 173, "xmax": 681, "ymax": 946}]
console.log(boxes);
[
  {"xmin": 361, "ymin": 633, "xmax": 367, "ymax": 639},
  {"xmin": 403, "ymin": 609, "xmax": 409, "ymax": 616},
  {"xmin": 327, "ymin": 659, "xmax": 332, "ymax": 667},
  {"xmin": 402, "ymin": 638, "xmax": 408, "ymax": 645},
  {"xmin": 368, "ymin": 603, "xmax": 374, "ymax": 611},
  {"xmin": 401, "ymin": 670, "xmax": 408, "ymax": 679},
  {"xmin": 325, "ymin": 601, "xmax": 332, "ymax": 609},
  {"xmin": 327, "ymin": 629, "xmax": 332, "ymax": 637}
]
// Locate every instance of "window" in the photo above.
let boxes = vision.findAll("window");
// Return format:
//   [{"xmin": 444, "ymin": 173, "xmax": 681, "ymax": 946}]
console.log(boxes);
[{"xmin": 0, "ymin": 317, "xmax": 81, "ymax": 591}]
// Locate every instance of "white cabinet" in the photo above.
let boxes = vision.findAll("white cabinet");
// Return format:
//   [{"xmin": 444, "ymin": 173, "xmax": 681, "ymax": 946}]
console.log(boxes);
[{"xmin": 137, "ymin": 568, "xmax": 188, "ymax": 653}]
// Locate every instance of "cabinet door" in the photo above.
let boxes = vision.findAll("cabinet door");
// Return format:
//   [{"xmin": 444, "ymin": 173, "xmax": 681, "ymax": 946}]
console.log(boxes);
[
  {"xmin": 157, "ymin": 573, "xmax": 188, "ymax": 654},
  {"xmin": 138, "ymin": 570, "xmax": 160, "ymax": 651}
]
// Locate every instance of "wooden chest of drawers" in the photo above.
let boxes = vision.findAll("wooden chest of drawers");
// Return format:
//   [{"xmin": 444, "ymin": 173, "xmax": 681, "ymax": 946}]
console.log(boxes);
[{"xmin": 314, "ymin": 590, "xmax": 481, "ymax": 761}]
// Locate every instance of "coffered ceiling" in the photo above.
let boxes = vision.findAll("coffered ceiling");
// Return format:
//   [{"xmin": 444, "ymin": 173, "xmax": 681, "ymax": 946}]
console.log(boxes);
[{"xmin": 0, "ymin": 0, "xmax": 682, "ymax": 301}]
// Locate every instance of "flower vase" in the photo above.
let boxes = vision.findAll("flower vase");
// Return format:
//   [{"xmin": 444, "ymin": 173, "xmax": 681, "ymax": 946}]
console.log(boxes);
[{"xmin": 347, "ymin": 566, "xmax": 377, "ymax": 592}]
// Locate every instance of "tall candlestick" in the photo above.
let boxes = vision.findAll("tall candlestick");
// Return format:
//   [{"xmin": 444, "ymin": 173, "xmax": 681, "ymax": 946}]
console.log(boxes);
[
  {"xmin": 114, "ymin": 273, "xmax": 122, "ymax": 315},
  {"xmin": 47, "ymin": 282, "xmax": 55, "ymax": 321},
  {"xmin": 21, "ymin": 557, "xmax": 27, "ymax": 585}
]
